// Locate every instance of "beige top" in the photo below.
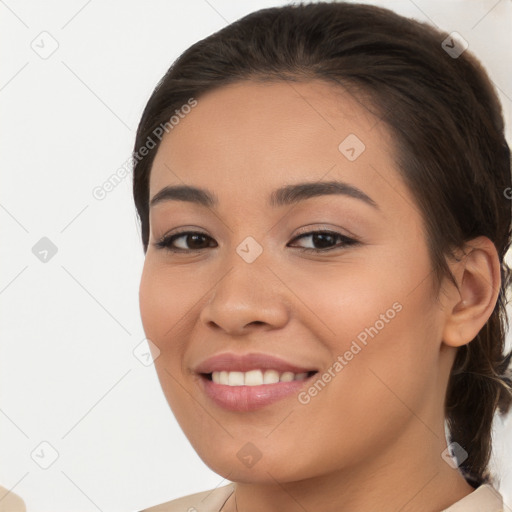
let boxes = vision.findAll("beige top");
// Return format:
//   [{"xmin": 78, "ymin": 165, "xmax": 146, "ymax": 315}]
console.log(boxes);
[
  {"xmin": 0, "ymin": 481, "xmax": 504, "ymax": 511},
  {"xmin": 0, "ymin": 485, "xmax": 26, "ymax": 512},
  {"xmin": 140, "ymin": 482, "xmax": 505, "ymax": 512}
]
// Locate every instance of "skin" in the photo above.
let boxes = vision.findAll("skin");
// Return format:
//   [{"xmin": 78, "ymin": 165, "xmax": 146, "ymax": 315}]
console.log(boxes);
[{"xmin": 138, "ymin": 80, "xmax": 500, "ymax": 511}]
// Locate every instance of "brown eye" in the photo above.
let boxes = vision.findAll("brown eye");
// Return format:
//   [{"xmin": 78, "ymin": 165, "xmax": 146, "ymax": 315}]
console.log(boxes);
[
  {"xmin": 289, "ymin": 230, "xmax": 359, "ymax": 253},
  {"xmin": 155, "ymin": 231, "xmax": 217, "ymax": 252}
]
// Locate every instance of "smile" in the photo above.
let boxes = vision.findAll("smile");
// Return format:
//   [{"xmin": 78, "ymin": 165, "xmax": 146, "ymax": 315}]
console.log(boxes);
[{"xmin": 194, "ymin": 352, "xmax": 319, "ymax": 411}]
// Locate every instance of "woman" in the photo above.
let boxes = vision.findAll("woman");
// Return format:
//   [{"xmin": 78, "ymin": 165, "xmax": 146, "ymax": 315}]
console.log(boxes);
[{"xmin": 133, "ymin": 2, "xmax": 512, "ymax": 510}]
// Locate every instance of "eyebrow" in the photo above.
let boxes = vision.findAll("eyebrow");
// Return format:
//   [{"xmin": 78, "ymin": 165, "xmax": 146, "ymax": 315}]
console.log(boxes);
[{"xmin": 149, "ymin": 180, "xmax": 379, "ymax": 210}]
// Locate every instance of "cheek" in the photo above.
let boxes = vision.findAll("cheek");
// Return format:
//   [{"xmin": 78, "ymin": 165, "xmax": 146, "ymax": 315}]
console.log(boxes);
[
  {"xmin": 139, "ymin": 266, "xmax": 164, "ymax": 342},
  {"xmin": 139, "ymin": 260, "xmax": 193, "ymax": 344},
  {"xmin": 327, "ymin": 282, "xmax": 437, "ymax": 418},
  {"xmin": 301, "ymin": 258, "xmax": 403, "ymax": 348},
  {"xmin": 303, "ymin": 249, "xmax": 439, "ymax": 424},
  {"xmin": 274, "ymin": 291, "xmax": 439, "ymax": 478},
  {"xmin": 138, "ymin": 260, "xmax": 194, "ymax": 390},
  {"xmin": 138, "ymin": 260, "xmax": 205, "ymax": 424}
]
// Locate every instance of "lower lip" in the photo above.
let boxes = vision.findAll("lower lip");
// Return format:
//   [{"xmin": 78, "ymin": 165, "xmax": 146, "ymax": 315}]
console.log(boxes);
[{"xmin": 199, "ymin": 374, "xmax": 314, "ymax": 412}]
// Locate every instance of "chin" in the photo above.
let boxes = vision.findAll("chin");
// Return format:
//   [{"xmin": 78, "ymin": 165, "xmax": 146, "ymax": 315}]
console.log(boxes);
[{"xmin": 190, "ymin": 437, "xmax": 317, "ymax": 484}]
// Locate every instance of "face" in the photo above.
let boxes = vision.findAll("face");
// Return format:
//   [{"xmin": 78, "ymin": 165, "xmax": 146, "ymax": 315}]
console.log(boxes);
[{"xmin": 139, "ymin": 80, "xmax": 451, "ymax": 484}]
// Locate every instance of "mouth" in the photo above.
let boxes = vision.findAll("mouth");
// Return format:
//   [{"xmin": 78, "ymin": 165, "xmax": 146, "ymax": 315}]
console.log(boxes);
[{"xmin": 193, "ymin": 352, "xmax": 319, "ymax": 412}]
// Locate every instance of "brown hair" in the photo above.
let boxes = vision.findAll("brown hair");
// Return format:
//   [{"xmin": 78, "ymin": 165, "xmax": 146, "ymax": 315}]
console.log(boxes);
[{"xmin": 132, "ymin": 1, "xmax": 512, "ymax": 487}]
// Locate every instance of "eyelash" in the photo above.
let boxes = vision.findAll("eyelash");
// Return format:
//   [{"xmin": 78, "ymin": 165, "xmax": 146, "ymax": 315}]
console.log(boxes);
[{"xmin": 154, "ymin": 229, "xmax": 360, "ymax": 254}]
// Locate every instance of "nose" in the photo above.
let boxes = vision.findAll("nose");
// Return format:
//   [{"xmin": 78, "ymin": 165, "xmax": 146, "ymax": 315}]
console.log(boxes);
[{"xmin": 198, "ymin": 262, "xmax": 290, "ymax": 336}]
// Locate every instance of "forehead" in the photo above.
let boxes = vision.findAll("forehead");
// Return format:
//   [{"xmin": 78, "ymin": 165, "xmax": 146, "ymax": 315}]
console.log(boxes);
[{"xmin": 148, "ymin": 79, "xmax": 407, "ymax": 215}]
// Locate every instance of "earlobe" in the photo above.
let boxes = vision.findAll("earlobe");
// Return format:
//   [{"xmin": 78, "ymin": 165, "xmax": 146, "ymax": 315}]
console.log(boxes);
[{"xmin": 442, "ymin": 236, "xmax": 500, "ymax": 348}]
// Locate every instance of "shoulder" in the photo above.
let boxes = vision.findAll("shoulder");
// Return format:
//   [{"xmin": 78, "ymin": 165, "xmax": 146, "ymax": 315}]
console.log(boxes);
[
  {"xmin": 0, "ymin": 485, "xmax": 26, "ymax": 512},
  {"xmin": 140, "ymin": 483, "xmax": 236, "ymax": 512},
  {"xmin": 442, "ymin": 484, "xmax": 504, "ymax": 512}
]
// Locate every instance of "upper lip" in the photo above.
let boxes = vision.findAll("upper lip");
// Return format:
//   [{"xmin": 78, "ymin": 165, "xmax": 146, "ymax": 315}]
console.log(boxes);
[{"xmin": 194, "ymin": 352, "xmax": 318, "ymax": 374}]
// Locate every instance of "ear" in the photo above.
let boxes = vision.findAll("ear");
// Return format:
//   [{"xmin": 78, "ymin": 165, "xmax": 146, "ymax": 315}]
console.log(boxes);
[{"xmin": 442, "ymin": 236, "xmax": 501, "ymax": 348}]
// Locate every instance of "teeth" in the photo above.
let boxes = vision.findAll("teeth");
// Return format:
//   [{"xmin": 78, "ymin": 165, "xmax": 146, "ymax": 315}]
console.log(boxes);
[
  {"xmin": 210, "ymin": 369, "xmax": 311, "ymax": 386},
  {"xmin": 245, "ymin": 369, "xmax": 263, "ymax": 386},
  {"xmin": 280, "ymin": 371, "xmax": 295, "ymax": 382},
  {"xmin": 228, "ymin": 371, "xmax": 244, "ymax": 386},
  {"xmin": 263, "ymin": 369, "xmax": 279, "ymax": 384}
]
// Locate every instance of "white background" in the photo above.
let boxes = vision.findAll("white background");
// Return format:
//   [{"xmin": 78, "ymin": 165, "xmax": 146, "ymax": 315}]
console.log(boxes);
[{"xmin": 1, "ymin": 1, "xmax": 511, "ymax": 511}]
